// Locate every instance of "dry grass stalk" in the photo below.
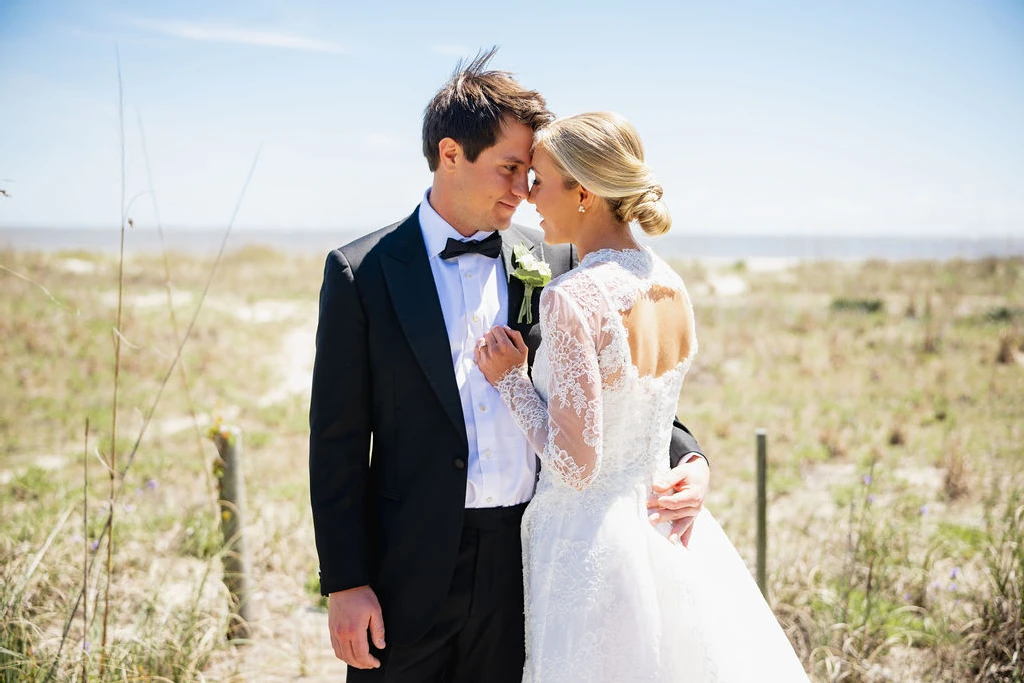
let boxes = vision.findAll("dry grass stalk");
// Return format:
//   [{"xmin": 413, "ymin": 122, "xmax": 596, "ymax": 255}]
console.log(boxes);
[
  {"xmin": 137, "ymin": 112, "xmax": 214, "ymax": 507},
  {"xmin": 942, "ymin": 450, "xmax": 970, "ymax": 501},
  {"xmin": 922, "ymin": 305, "xmax": 942, "ymax": 354},
  {"xmin": 81, "ymin": 418, "xmax": 89, "ymax": 681},
  {"xmin": 100, "ymin": 47, "xmax": 129, "ymax": 676},
  {"xmin": 904, "ymin": 295, "xmax": 917, "ymax": 319},
  {"xmin": 995, "ymin": 331, "xmax": 1024, "ymax": 365}
]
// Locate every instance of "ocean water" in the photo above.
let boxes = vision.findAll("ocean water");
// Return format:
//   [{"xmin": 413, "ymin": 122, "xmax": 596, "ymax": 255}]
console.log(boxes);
[{"xmin": 2, "ymin": 226, "xmax": 1022, "ymax": 261}]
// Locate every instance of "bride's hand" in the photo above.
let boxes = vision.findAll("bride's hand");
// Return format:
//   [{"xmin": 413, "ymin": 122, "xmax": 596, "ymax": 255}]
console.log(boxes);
[
  {"xmin": 647, "ymin": 456, "xmax": 710, "ymax": 546},
  {"xmin": 474, "ymin": 325, "xmax": 528, "ymax": 386}
]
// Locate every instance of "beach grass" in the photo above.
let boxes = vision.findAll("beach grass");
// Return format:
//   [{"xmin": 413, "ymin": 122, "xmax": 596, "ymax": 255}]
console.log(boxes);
[{"xmin": 1, "ymin": 245, "xmax": 1022, "ymax": 681}]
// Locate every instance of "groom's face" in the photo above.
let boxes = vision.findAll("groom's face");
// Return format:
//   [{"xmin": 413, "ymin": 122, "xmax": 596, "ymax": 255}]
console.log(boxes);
[{"xmin": 451, "ymin": 118, "xmax": 533, "ymax": 232}]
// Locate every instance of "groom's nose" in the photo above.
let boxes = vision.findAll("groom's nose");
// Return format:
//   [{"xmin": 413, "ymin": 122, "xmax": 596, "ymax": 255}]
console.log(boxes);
[{"xmin": 510, "ymin": 169, "xmax": 529, "ymax": 200}]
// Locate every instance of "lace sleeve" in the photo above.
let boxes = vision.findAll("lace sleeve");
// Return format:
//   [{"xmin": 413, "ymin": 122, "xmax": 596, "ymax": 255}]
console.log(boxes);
[{"xmin": 496, "ymin": 285, "xmax": 603, "ymax": 490}]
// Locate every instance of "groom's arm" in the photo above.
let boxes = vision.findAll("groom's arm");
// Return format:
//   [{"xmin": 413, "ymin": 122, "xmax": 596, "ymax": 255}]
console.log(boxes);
[
  {"xmin": 310, "ymin": 249, "xmax": 389, "ymax": 668},
  {"xmin": 669, "ymin": 418, "xmax": 707, "ymax": 468},
  {"xmin": 309, "ymin": 248, "xmax": 373, "ymax": 595}
]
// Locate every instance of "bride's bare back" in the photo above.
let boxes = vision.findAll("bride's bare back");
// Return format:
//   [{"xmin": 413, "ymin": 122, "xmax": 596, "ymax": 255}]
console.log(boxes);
[{"xmin": 619, "ymin": 282, "xmax": 694, "ymax": 380}]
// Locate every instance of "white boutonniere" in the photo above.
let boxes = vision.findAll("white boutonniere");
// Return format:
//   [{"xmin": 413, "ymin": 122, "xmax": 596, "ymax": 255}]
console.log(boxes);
[{"xmin": 511, "ymin": 243, "xmax": 552, "ymax": 324}]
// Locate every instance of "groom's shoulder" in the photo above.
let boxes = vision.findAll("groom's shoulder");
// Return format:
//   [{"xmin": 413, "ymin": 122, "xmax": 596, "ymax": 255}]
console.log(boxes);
[
  {"xmin": 329, "ymin": 210, "xmax": 419, "ymax": 270},
  {"xmin": 507, "ymin": 222, "xmax": 575, "ymax": 276},
  {"xmin": 509, "ymin": 222, "xmax": 543, "ymax": 244}
]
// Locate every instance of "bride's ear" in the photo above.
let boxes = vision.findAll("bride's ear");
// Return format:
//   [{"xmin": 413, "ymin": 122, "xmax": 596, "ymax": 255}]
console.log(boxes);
[{"xmin": 578, "ymin": 185, "xmax": 596, "ymax": 213}]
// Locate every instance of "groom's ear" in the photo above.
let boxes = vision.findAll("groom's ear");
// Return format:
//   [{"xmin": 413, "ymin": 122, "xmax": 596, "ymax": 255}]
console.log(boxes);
[{"xmin": 438, "ymin": 137, "xmax": 462, "ymax": 172}]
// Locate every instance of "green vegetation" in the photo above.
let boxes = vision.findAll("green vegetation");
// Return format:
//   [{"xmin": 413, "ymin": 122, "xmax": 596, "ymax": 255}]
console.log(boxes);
[{"xmin": 830, "ymin": 296, "xmax": 885, "ymax": 313}]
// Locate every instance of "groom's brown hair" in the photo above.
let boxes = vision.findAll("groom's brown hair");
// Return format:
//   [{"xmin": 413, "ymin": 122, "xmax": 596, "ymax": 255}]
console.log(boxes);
[{"xmin": 422, "ymin": 47, "xmax": 552, "ymax": 172}]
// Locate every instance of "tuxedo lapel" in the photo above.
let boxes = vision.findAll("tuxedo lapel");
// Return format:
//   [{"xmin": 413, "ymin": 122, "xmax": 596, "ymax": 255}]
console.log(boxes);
[
  {"xmin": 501, "ymin": 226, "xmax": 546, "ymax": 362},
  {"xmin": 380, "ymin": 213, "xmax": 466, "ymax": 440}
]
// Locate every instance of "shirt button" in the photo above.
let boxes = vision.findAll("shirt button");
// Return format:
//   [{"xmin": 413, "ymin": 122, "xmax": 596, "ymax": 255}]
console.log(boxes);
[
  {"xmin": 466, "ymin": 271, "xmax": 474, "ymax": 279},
  {"xmin": 472, "ymin": 313, "xmax": 480, "ymax": 323},
  {"xmin": 478, "ymin": 403, "xmax": 487, "ymax": 413},
  {"xmin": 453, "ymin": 458, "xmax": 466, "ymax": 469},
  {"xmin": 486, "ymin": 496, "xmax": 494, "ymax": 504},
  {"xmin": 483, "ymin": 449, "xmax": 491, "ymax": 459}
]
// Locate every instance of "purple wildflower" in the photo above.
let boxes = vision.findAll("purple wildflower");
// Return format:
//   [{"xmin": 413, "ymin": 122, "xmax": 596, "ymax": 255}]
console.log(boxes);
[
  {"xmin": 920, "ymin": 505, "xmax": 929, "ymax": 516},
  {"xmin": 863, "ymin": 474, "xmax": 872, "ymax": 486},
  {"xmin": 146, "ymin": 479, "xmax": 158, "ymax": 491},
  {"xmin": 123, "ymin": 502, "xmax": 135, "ymax": 513},
  {"xmin": 83, "ymin": 640, "xmax": 90, "ymax": 653},
  {"xmin": 949, "ymin": 582, "xmax": 958, "ymax": 592},
  {"xmin": 867, "ymin": 494, "xmax": 875, "ymax": 504},
  {"xmin": 90, "ymin": 540, "xmax": 99, "ymax": 552},
  {"xmin": 951, "ymin": 567, "xmax": 960, "ymax": 579}
]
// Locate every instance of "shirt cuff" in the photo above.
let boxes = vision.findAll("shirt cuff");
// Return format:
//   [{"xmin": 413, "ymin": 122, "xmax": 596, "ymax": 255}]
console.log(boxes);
[{"xmin": 682, "ymin": 451, "xmax": 709, "ymax": 467}]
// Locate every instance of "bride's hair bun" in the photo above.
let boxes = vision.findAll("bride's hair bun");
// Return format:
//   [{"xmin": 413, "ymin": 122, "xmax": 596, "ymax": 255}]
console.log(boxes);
[
  {"xmin": 533, "ymin": 111, "xmax": 672, "ymax": 236},
  {"xmin": 617, "ymin": 184, "xmax": 670, "ymax": 236}
]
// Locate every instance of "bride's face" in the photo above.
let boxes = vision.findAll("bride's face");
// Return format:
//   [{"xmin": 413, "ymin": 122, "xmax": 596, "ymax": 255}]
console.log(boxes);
[{"xmin": 527, "ymin": 147, "xmax": 580, "ymax": 245}]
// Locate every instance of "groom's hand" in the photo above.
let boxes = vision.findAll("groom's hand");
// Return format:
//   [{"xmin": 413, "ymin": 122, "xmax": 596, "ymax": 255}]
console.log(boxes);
[
  {"xmin": 647, "ymin": 456, "xmax": 710, "ymax": 546},
  {"xmin": 328, "ymin": 585, "xmax": 386, "ymax": 669}
]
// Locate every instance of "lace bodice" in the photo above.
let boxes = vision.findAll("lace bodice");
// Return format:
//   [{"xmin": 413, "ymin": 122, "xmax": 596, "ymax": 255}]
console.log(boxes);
[{"xmin": 496, "ymin": 246, "xmax": 697, "ymax": 494}]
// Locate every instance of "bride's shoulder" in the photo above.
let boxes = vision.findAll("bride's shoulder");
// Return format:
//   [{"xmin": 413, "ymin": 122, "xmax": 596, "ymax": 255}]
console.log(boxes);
[
  {"xmin": 541, "ymin": 266, "xmax": 606, "ymax": 318},
  {"xmin": 546, "ymin": 262, "xmax": 599, "ymax": 296},
  {"xmin": 630, "ymin": 248, "xmax": 687, "ymax": 292}
]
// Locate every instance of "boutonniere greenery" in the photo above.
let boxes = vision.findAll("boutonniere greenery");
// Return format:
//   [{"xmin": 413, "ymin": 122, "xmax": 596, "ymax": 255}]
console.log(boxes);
[{"xmin": 511, "ymin": 243, "xmax": 552, "ymax": 324}]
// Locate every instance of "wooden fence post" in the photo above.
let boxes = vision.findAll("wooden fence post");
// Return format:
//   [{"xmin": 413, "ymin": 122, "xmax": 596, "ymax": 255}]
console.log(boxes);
[
  {"xmin": 756, "ymin": 428, "xmax": 768, "ymax": 599},
  {"xmin": 211, "ymin": 424, "xmax": 253, "ymax": 641}
]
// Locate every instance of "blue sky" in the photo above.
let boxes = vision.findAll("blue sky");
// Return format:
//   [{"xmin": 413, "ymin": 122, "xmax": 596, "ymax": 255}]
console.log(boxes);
[{"xmin": 1, "ymin": 0, "xmax": 1022, "ymax": 237}]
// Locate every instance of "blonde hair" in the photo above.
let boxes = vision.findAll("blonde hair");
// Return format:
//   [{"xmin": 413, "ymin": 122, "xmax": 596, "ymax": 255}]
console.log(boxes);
[{"xmin": 533, "ymin": 111, "xmax": 670, "ymax": 236}]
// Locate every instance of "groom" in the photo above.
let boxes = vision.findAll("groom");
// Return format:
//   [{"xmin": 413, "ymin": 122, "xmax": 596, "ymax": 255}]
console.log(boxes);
[{"xmin": 309, "ymin": 50, "xmax": 710, "ymax": 682}]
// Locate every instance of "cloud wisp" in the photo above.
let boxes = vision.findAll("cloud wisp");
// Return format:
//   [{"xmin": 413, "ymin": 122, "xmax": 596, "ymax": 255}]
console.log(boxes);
[{"xmin": 130, "ymin": 19, "xmax": 347, "ymax": 55}]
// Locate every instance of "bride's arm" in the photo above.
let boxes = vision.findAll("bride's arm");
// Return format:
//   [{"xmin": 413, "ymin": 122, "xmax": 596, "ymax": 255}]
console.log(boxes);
[{"xmin": 478, "ymin": 286, "xmax": 604, "ymax": 491}]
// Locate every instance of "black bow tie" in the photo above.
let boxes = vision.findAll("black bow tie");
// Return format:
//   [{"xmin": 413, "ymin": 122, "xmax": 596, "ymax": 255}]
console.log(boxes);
[{"xmin": 439, "ymin": 231, "xmax": 503, "ymax": 260}]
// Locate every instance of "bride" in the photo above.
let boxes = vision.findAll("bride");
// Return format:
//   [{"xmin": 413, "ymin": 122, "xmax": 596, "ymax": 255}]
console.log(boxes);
[{"xmin": 475, "ymin": 112, "xmax": 809, "ymax": 682}]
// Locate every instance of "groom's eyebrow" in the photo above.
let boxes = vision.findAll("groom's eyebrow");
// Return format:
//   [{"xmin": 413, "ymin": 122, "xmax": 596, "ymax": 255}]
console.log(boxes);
[{"xmin": 502, "ymin": 155, "xmax": 527, "ymax": 166}]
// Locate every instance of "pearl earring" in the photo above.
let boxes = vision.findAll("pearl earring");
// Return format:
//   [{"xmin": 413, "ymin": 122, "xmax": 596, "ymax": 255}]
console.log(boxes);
[{"xmin": 578, "ymin": 205, "xmax": 586, "ymax": 214}]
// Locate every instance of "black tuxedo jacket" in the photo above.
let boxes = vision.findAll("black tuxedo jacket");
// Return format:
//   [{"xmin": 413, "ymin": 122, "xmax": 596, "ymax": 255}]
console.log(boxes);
[{"xmin": 309, "ymin": 209, "xmax": 703, "ymax": 645}]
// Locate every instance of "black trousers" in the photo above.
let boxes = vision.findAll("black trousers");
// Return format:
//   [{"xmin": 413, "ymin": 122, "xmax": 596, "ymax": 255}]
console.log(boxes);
[{"xmin": 348, "ymin": 503, "xmax": 527, "ymax": 683}]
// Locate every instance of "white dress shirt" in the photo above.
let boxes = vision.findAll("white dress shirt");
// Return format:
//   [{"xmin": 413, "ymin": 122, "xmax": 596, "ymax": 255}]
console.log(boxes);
[{"xmin": 418, "ymin": 191, "xmax": 538, "ymax": 508}]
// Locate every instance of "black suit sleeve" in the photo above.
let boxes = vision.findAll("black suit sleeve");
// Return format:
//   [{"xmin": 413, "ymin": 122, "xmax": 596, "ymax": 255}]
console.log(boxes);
[
  {"xmin": 669, "ymin": 418, "xmax": 706, "ymax": 468},
  {"xmin": 309, "ymin": 249, "xmax": 372, "ymax": 595}
]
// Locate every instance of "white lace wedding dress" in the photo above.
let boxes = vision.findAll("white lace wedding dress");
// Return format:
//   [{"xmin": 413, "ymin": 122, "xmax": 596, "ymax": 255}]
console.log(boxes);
[{"xmin": 496, "ymin": 247, "xmax": 809, "ymax": 682}]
